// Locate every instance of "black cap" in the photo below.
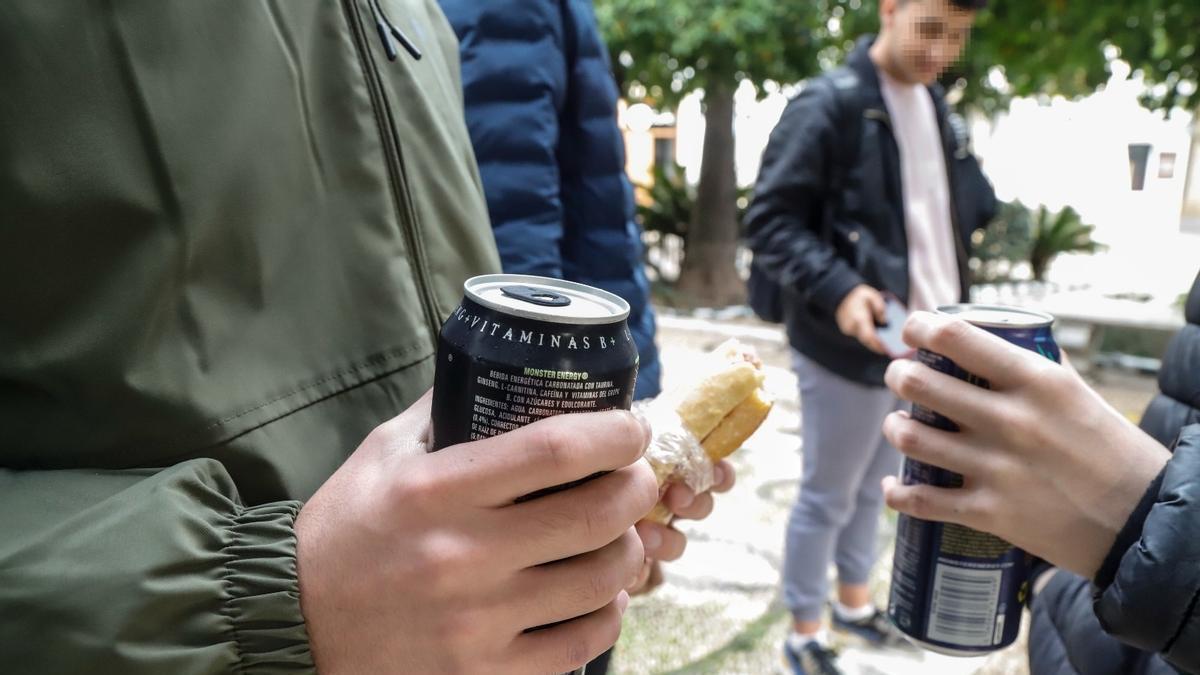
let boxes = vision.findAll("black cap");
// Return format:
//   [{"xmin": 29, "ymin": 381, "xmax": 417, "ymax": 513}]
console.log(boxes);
[{"xmin": 952, "ymin": 0, "xmax": 988, "ymax": 8}]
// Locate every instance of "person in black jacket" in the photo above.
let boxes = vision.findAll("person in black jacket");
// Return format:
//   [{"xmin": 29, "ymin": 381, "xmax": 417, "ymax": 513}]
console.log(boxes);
[
  {"xmin": 881, "ymin": 270, "xmax": 1200, "ymax": 675},
  {"xmin": 744, "ymin": 1, "xmax": 996, "ymax": 672}
]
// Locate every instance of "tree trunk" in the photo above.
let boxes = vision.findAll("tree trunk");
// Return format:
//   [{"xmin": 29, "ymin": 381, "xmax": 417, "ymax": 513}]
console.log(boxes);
[{"xmin": 675, "ymin": 82, "xmax": 745, "ymax": 308}]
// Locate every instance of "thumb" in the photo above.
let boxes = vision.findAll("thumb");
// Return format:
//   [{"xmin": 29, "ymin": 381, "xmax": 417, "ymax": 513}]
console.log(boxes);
[{"xmin": 869, "ymin": 291, "xmax": 887, "ymax": 324}]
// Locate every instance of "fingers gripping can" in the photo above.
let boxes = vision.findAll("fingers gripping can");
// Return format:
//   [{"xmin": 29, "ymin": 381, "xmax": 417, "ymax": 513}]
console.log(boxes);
[{"xmin": 887, "ymin": 304, "xmax": 1060, "ymax": 656}]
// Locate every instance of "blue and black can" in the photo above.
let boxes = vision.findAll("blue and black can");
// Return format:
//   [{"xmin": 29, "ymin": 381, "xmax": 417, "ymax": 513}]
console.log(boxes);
[{"xmin": 888, "ymin": 304, "xmax": 1060, "ymax": 656}]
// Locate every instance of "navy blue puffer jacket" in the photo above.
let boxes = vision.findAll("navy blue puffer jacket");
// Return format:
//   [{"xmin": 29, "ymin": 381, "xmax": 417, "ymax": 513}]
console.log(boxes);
[{"xmin": 439, "ymin": 0, "xmax": 661, "ymax": 400}]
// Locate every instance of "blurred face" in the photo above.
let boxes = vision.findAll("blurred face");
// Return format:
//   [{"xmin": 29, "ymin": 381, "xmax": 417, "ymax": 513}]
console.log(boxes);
[{"xmin": 879, "ymin": 0, "xmax": 976, "ymax": 85}]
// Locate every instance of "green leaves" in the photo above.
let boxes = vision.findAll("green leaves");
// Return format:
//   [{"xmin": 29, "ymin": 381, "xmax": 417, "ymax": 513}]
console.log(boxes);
[
  {"xmin": 971, "ymin": 201, "xmax": 1104, "ymax": 282},
  {"xmin": 1028, "ymin": 205, "xmax": 1105, "ymax": 282},
  {"xmin": 596, "ymin": 0, "xmax": 1199, "ymax": 114},
  {"xmin": 633, "ymin": 162, "xmax": 752, "ymax": 241},
  {"xmin": 635, "ymin": 162, "xmax": 693, "ymax": 240},
  {"xmin": 971, "ymin": 200, "xmax": 1033, "ymax": 283},
  {"xmin": 597, "ymin": 0, "xmax": 834, "ymax": 106}
]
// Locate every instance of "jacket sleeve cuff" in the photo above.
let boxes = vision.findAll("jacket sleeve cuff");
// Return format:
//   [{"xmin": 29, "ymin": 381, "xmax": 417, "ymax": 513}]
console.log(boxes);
[
  {"xmin": 1092, "ymin": 468, "xmax": 1165, "ymax": 590},
  {"xmin": 1094, "ymin": 425, "xmax": 1200, "ymax": 665},
  {"xmin": 223, "ymin": 501, "xmax": 315, "ymax": 672},
  {"xmin": 806, "ymin": 265, "xmax": 864, "ymax": 316}
]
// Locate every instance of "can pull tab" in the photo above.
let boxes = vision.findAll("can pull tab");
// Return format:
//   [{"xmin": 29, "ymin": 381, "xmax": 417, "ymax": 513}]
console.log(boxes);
[{"xmin": 500, "ymin": 285, "xmax": 572, "ymax": 307}]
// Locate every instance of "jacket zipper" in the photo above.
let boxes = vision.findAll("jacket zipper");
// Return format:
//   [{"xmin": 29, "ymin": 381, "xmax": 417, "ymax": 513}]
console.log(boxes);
[
  {"xmin": 342, "ymin": 0, "xmax": 443, "ymax": 338},
  {"xmin": 867, "ymin": 106, "xmax": 971, "ymax": 300}
]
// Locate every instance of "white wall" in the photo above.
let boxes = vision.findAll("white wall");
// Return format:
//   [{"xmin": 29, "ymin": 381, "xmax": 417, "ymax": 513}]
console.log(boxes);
[{"xmin": 977, "ymin": 70, "xmax": 1197, "ymax": 297}]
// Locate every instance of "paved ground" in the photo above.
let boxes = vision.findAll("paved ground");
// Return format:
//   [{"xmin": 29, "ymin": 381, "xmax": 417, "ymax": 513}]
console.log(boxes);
[{"xmin": 611, "ymin": 312, "xmax": 1158, "ymax": 675}]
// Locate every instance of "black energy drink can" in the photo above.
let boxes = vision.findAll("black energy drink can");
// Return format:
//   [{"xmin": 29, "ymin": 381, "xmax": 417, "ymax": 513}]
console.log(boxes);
[
  {"xmin": 888, "ymin": 304, "xmax": 1060, "ymax": 656},
  {"xmin": 431, "ymin": 273, "xmax": 638, "ymax": 472},
  {"xmin": 431, "ymin": 274, "xmax": 638, "ymax": 675}
]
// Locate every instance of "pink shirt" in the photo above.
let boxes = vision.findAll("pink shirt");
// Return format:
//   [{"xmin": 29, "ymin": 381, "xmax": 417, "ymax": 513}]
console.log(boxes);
[{"xmin": 878, "ymin": 68, "xmax": 961, "ymax": 313}]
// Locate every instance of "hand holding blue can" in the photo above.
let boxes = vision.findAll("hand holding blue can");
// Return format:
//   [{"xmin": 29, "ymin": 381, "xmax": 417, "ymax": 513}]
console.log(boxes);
[{"xmin": 881, "ymin": 310, "xmax": 1171, "ymax": 579}]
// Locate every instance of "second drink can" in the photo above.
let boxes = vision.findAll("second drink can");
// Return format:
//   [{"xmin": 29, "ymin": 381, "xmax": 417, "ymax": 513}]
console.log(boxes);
[{"xmin": 887, "ymin": 304, "xmax": 1060, "ymax": 656}]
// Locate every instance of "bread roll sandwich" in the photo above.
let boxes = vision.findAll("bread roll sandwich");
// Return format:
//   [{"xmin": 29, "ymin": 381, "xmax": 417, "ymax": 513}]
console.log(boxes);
[{"xmin": 641, "ymin": 339, "xmax": 773, "ymax": 524}]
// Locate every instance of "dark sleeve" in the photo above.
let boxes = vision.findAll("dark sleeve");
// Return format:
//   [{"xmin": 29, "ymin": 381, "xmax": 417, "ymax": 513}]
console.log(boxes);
[
  {"xmin": 1030, "ymin": 571, "xmax": 1152, "ymax": 675},
  {"xmin": 441, "ymin": 0, "xmax": 567, "ymax": 278},
  {"xmin": 1094, "ymin": 424, "xmax": 1200, "ymax": 673},
  {"xmin": 944, "ymin": 106, "xmax": 998, "ymax": 235},
  {"xmin": 958, "ymin": 153, "xmax": 998, "ymax": 232},
  {"xmin": 743, "ymin": 85, "xmax": 864, "ymax": 316},
  {"xmin": 1093, "ymin": 471, "xmax": 1166, "ymax": 590}
]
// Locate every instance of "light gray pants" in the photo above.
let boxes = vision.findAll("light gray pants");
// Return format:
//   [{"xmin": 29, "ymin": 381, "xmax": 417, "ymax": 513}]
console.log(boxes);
[{"xmin": 782, "ymin": 352, "xmax": 903, "ymax": 623}]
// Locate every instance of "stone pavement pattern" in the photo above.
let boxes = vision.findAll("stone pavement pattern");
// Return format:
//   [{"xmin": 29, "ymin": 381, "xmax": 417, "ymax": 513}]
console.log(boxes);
[{"xmin": 611, "ymin": 313, "xmax": 1156, "ymax": 675}]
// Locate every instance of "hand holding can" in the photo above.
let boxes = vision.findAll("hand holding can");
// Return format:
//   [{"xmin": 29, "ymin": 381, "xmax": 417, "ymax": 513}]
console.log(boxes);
[
  {"xmin": 296, "ymin": 393, "xmax": 658, "ymax": 675},
  {"xmin": 882, "ymin": 307, "xmax": 1171, "ymax": 655},
  {"xmin": 884, "ymin": 305, "xmax": 1060, "ymax": 655},
  {"xmin": 430, "ymin": 274, "xmax": 650, "ymax": 674}
]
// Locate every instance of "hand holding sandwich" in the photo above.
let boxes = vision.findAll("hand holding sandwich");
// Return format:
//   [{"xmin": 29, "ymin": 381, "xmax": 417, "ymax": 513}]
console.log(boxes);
[{"xmin": 628, "ymin": 340, "xmax": 774, "ymax": 593}]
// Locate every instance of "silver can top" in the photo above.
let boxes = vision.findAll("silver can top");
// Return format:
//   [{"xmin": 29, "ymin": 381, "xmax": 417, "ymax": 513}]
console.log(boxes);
[
  {"xmin": 464, "ymin": 274, "xmax": 630, "ymax": 325},
  {"xmin": 937, "ymin": 303, "xmax": 1055, "ymax": 329}
]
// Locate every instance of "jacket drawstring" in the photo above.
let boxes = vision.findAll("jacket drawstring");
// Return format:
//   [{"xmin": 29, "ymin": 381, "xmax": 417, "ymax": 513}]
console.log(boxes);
[{"xmin": 369, "ymin": 0, "xmax": 422, "ymax": 61}]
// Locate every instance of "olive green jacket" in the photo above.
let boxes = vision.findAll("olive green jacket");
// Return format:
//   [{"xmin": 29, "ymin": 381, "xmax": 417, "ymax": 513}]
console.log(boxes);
[{"xmin": 0, "ymin": 1, "xmax": 500, "ymax": 672}]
